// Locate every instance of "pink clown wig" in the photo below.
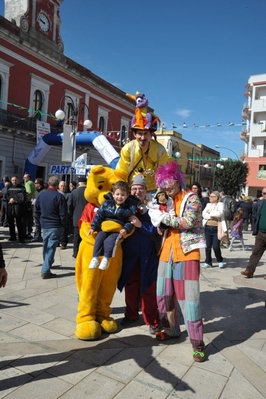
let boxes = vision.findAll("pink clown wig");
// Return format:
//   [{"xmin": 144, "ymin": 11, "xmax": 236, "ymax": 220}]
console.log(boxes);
[{"xmin": 155, "ymin": 161, "xmax": 185, "ymax": 190}]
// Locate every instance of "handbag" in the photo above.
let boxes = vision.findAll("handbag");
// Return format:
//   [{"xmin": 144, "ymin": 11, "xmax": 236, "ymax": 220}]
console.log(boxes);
[{"xmin": 217, "ymin": 220, "xmax": 228, "ymax": 241}]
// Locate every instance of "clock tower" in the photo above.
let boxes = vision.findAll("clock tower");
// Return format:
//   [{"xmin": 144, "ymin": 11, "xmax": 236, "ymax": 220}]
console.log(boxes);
[{"xmin": 4, "ymin": 0, "xmax": 64, "ymax": 53}]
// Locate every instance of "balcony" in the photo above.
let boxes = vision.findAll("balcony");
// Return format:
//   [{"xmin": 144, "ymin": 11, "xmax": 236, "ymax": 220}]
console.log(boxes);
[
  {"xmin": 242, "ymin": 101, "xmax": 250, "ymax": 112},
  {"xmin": 240, "ymin": 131, "xmax": 248, "ymax": 142},
  {"xmin": 0, "ymin": 108, "xmax": 61, "ymax": 134},
  {"xmin": 252, "ymin": 98, "xmax": 266, "ymax": 112}
]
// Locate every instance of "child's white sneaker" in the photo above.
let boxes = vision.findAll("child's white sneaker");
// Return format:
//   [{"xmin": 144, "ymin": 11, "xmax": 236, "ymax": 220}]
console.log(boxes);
[
  {"xmin": 99, "ymin": 257, "xmax": 109, "ymax": 270},
  {"xmin": 88, "ymin": 258, "xmax": 99, "ymax": 269}
]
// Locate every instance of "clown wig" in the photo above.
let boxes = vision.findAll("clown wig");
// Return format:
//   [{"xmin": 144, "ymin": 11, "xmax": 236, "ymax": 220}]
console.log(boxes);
[{"xmin": 155, "ymin": 161, "xmax": 186, "ymax": 190}]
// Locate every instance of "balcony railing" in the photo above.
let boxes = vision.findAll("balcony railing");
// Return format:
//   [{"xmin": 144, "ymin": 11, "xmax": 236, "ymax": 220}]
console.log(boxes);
[{"xmin": 0, "ymin": 108, "xmax": 61, "ymax": 133}]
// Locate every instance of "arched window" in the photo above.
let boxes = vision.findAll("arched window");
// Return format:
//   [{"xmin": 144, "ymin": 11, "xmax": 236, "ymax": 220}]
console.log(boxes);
[
  {"xmin": 99, "ymin": 116, "xmax": 105, "ymax": 132},
  {"xmin": 32, "ymin": 90, "xmax": 43, "ymax": 120}
]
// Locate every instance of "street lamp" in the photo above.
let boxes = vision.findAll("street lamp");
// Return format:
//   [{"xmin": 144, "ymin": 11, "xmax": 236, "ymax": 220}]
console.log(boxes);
[
  {"xmin": 200, "ymin": 163, "xmax": 224, "ymax": 188},
  {"xmin": 55, "ymin": 96, "xmax": 92, "ymax": 180},
  {"xmin": 215, "ymin": 145, "xmax": 239, "ymax": 160}
]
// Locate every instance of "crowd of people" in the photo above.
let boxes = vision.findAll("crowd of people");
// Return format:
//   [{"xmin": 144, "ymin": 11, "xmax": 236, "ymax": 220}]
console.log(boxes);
[
  {"xmin": 0, "ymin": 174, "xmax": 88, "ymax": 278},
  {"xmin": 0, "ymin": 127, "xmax": 265, "ymax": 363}
]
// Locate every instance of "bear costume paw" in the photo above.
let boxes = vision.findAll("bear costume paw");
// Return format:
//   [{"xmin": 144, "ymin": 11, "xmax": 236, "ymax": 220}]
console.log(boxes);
[{"xmin": 75, "ymin": 320, "xmax": 102, "ymax": 341}]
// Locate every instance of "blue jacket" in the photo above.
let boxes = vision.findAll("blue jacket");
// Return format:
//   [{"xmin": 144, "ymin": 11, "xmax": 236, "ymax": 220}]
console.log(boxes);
[
  {"xmin": 117, "ymin": 206, "xmax": 159, "ymax": 294},
  {"xmin": 35, "ymin": 188, "xmax": 68, "ymax": 229},
  {"xmin": 91, "ymin": 196, "xmax": 138, "ymax": 234}
]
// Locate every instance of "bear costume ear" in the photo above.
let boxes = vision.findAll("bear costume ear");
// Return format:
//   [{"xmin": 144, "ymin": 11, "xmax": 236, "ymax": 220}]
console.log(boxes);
[{"xmin": 90, "ymin": 165, "xmax": 105, "ymax": 175}]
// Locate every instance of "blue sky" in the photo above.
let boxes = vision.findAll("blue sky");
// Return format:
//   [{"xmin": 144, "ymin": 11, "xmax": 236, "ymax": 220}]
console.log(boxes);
[{"xmin": 1, "ymin": 0, "xmax": 266, "ymax": 159}]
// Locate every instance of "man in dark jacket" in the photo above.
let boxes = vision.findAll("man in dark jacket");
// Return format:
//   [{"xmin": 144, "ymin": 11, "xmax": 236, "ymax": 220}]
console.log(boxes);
[
  {"xmin": 35, "ymin": 176, "xmax": 68, "ymax": 279},
  {"xmin": 6, "ymin": 176, "xmax": 27, "ymax": 243},
  {"xmin": 239, "ymin": 198, "xmax": 252, "ymax": 231},
  {"xmin": 241, "ymin": 187, "xmax": 266, "ymax": 278},
  {"xmin": 0, "ymin": 176, "xmax": 10, "ymax": 227},
  {"xmin": 68, "ymin": 176, "xmax": 88, "ymax": 258}
]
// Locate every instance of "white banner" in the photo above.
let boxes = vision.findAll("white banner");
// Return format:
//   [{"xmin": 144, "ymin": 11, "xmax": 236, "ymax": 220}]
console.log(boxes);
[
  {"xmin": 36, "ymin": 121, "xmax": 51, "ymax": 143},
  {"xmin": 74, "ymin": 153, "xmax": 87, "ymax": 175}
]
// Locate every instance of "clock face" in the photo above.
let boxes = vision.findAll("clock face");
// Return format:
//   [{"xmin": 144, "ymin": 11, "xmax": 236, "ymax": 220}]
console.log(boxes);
[{"xmin": 37, "ymin": 12, "xmax": 50, "ymax": 32}]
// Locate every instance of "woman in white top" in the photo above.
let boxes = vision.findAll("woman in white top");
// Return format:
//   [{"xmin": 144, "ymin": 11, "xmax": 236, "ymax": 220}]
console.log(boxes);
[{"xmin": 202, "ymin": 191, "xmax": 226, "ymax": 268}]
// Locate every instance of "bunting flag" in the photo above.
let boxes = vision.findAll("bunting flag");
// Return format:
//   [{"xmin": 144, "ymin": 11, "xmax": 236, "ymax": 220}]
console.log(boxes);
[
  {"xmin": 186, "ymin": 156, "xmax": 237, "ymax": 162},
  {"xmin": 0, "ymin": 99, "xmax": 57, "ymax": 119},
  {"xmin": 164, "ymin": 121, "xmax": 249, "ymax": 129}
]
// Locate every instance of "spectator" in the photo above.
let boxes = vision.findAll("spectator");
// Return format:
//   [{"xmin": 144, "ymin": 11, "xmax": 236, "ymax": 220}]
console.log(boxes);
[
  {"xmin": 229, "ymin": 209, "xmax": 245, "ymax": 251},
  {"xmin": 241, "ymin": 187, "xmax": 266, "ymax": 279},
  {"xmin": 201, "ymin": 191, "xmax": 210, "ymax": 211},
  {"xmin": 202, "ymin": 191, "xmax": 226, "ymax": 268},
  {"xmin": 251, "ymin": 198, "xmax": 258, "ymax": 231},
  {"xmin": 6, "ymin": 176, "xmax": 27, "ymax": 243},
  {"xmin": 35, "ymin": 176, "xmax": 68, "ymax": 279},
  {"xmin": 31, "ymin": 178, "xmax": 45, "ymax": 242},
  {"xmin": 0, "ymin": 176, "xmax": 10, "ymax": 227},
  {"xmin": 69, "ymin": 181, "xmax": 77, "ymax": 192},
  {"xmin": 58, "ymin": 181, "xmax": 69, "ymax": 249},
  {"xmin": 219, "ymin": 190, "xmax": 237, "ymax": 247},
  {"xmin": 191, "ymin": 182, "xmax": 209, "ymax": 211},
  {"xmin": 68, "ymin": 176, "xmax": 88, "ymax": 258},
  {"xmin": 23, "ymin": 174, "xmax": 36, "ymax": 239},
  {"xmin": 239, "ymin": 197, "xmax": 252, "ymax": 231}
]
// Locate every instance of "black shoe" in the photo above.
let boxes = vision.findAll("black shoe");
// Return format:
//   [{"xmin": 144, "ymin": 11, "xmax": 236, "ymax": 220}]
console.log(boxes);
[
  {"xmin": 121, "ymin": 316, "xmax": 137, "ymax": 326},
  {"xmin": 25, "ymin": 234, "xmax": 33, "ymax": 239},
  {"xmin": 19, "ymin": 240, "xmax": 25, "ymax": 243},
  {"xmin": 41, "ymin": 272, "xmax": 57, "ymax": 279},
  {"xmin": 8, "ymin": 237, "xmax": 16, "ymax": 241},
  {"xmin": 31, "ymin": 238, "xmax": 42, "ymax": 242}
]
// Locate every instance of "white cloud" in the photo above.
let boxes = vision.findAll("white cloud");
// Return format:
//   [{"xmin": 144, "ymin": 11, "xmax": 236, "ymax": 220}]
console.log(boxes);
[{"xmin": 174, "ymin": 108, "xmax": 192, "ymax": 118}]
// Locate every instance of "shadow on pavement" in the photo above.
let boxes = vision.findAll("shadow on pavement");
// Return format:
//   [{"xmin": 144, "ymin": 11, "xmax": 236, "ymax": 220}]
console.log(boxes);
[{"xmin": 0, "ymin": 334, "xmax": 195, "ymax": 395}]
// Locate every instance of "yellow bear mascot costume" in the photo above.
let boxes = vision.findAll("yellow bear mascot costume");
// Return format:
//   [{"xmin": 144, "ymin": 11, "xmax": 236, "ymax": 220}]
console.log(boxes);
[{"xmin": 75, "ymin": 165, "xmax": 128, "ymax": 340}]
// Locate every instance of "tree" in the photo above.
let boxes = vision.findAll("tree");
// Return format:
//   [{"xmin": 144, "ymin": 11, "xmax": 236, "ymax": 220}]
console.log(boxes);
[{"xmin": 214, "ymin": 160, "xmax": 249, "ymax": 196}]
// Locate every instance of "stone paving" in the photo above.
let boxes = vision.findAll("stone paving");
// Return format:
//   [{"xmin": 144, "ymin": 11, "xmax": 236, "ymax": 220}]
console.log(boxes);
[{"xmin": 0, "ymin": 226, "xmax": 266, "ymax": 398}]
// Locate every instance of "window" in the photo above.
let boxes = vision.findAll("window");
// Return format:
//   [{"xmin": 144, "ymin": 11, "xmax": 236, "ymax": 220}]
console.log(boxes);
[
  {"xmin": 97, "ymin": 106, "xmax": 109, "ymax": 133},
  {"xmin": 32, "ymin": 90, "xmax": 43, "ymax": 120},
  {"xmin": 29, "ymin": 74, "xmax": 53, "ymax": 121},
  {"xmin": 99, "ymin": 116, "xmax": 105, "ymax": 132},
  {"xmin": 0, "ymin": 58, "xmax": 13, "ymax": 110}
]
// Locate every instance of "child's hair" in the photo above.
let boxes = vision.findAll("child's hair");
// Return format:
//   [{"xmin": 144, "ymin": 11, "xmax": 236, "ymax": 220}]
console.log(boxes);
[
  {"xmin": 112, "ymin": 181, "xmax": 130, "ymax": 195},
  {"xmin": 233, "ymin": 208, "xmax": 244, "ymax": 223}
]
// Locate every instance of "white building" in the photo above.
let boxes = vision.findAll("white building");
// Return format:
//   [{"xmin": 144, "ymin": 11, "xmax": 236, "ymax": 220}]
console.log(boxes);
[{"xmin": 242, "ymin": 74, "xmax": 266, "ymax": 197}]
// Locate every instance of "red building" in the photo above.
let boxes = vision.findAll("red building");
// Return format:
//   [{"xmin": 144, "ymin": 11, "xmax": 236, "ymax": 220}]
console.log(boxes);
[{"xmin": 0, "ymin": 0, "xmax": 135, "ymax": 181}]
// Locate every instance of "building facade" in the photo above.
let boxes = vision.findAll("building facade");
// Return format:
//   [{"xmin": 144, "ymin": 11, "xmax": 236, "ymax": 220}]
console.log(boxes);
[
  {"xmin": 0, "ymin": 0, "xmax": 135, "ymax": 182},
  {"xmin": 242, "ymin": 73, "xmax": 266, "ymax": 197}
]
